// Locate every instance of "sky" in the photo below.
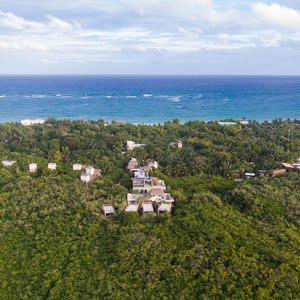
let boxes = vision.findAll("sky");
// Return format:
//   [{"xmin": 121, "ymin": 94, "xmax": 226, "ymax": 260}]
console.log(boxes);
[{"xmin": 1, "ymin": 0, "xmax": 300, "ymax": 74}]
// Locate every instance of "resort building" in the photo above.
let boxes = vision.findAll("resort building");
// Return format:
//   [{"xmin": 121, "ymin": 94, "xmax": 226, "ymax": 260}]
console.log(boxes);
[
  {"xmin": 80, "ymin": 166, "xmax": 101, "ymax": 184},
  {"xmin": 170, "ymin": 140, "xmax": 183, "ymax": 149},
  {"xmin": 127, "ymin": 141, "xmax": 145, "ymax": 151},
  {"xmin": 245, "ymin": 172, "xmax": 256, "ymax": 180},
  {"xmin": 127, "ymin": 157, "xmax": 139, "ymax": 171},
  {"xmin": 282, "ymin": 162, "xmax": 295, "ymax": 171},
  {"xmin": 21, "ymin": 119, "xmax": 45, "ymax": 126},
  {"xmin": 125, "ymin": 203, "xmax": 139, "ymax": 213},
  {"xmin": 29, "ymin": 163, "xmax": 37, "ymax": 173},
  {"xmin": 269, "ymin": 169, "xmax": 287, "ymax": 177},
  {"xmin": 48, "ymin": 163, "xmax": 57, "ymax": 170},
  {"xmin": 147, "ymin": 159, "xmax": 158, "ymax": 169},
  {"xmin": 132, "ymin": 172, "xmax": 166, "ymax": 194},
  {"xmin": 158, "ymin": 203, "xmax": 172, "ymax": 214},
  {"xmin": 2, "ymin": 160, "xmax": 16, "ymax": 167},
  {"xmin": 141, "ymin": 203, "xmax": 154, "ymax": 215},
  {"xmin": 102, "ymin": 204, "xmax": 116, "ymax": 217},
  {"xmin": 73, "ymin": 164, "xmax": 83, "ymax": 171}
]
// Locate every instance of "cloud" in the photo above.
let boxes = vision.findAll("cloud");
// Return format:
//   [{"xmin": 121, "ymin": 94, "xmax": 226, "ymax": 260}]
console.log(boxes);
[
  {"xmin": 253, "ymin": 3, "xmax": 300, "ymax": 30},
  {"xmin": 0, "ymin": 11, "xmax": 43, "ymax": 30},
  {"xmin": 48, "ymin": 16, "xmax": 78, "ymax": 31}
]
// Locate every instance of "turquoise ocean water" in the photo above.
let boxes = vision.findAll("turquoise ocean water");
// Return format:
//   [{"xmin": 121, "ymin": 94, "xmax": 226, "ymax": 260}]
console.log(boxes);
[{"xmin": 0, "ymin": 75, "xmax": 299, "ymax": 123}]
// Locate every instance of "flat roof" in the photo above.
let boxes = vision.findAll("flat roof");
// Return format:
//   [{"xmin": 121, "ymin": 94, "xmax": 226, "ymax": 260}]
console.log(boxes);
[
  {"xmin": 142, "ymin": 203, "xmax": 154, "ymax": 212},
  {"xmin": 158, "ymin": 203, "xmax": 172, "ymax": 212},
  {"xmin": 102, "ymin": 205, "xmax": 115, "ymax": 214},
  {"xmin": 125, "ymin": 204, "xmax": 139, "ymax": 212}
]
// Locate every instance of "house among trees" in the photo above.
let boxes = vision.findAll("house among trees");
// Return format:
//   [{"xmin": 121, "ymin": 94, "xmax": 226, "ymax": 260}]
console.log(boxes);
[
  {"xmin": 170, "ymin": 140, "xmax": 183, "ymax": 149},
  {"xmin": 127, "ymin": 157, "xmax": 139, "ymax": 171},
  {"xmin": 125, "ymin": 203, "xmax": 139, "ymax": 213},
  {"xmin": 48, "ymin": 163, "xmax": 57, "ymax": 170},
  {"xmin": 141, "ymin": 202, "xmax": 154, "ymax": 215},
  {"xmin": 2, "ymin": 160, "xmax": 16, "ymax": 167},
  {"xmin": 147, "ymin": 159, "xmax": 158, "ymax": 169},
  {"xmin": 282, "ymin": 162, "xmax": 296, "ymax": 171},
  {"xmin": 269, "ymin": 169, "xmax": 287, "ymax": 177},
  {"xmin": 127, "ymin": 141, "xmax": 145, "ymax": 151},
  {"xmin": 29, "ymin": 163, "xmax": 37, "ymax": 173},
  {"xmin": 245, "ymin": 172, "xmax": 256, "ymax": 180},
  {"xmin": 73, "ymin": 164, "xmax": 83, "ymax": 171},
  {"xmin": 158, "ymin": 203, "xmax": 172, "ymax": 214},
  {"xmin": 80, "ymin": 166, "xmax": 101, "ymax": 184},
  {"xmin": 102, "ymin": 204, "xmax": 116, "ymax": 217}
]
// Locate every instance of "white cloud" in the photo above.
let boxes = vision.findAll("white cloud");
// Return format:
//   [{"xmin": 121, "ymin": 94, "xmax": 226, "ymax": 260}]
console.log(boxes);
[
  {"xmin": 253, "ymin": 3, "xmax": 300, "ymax": 30},
  {"xmin": 48, "ymin": 15, "xmax": 77, "ymax": 31},
  {"xmin": 0, "ymin": 11, "xmax": 43, "ymax": 30}
]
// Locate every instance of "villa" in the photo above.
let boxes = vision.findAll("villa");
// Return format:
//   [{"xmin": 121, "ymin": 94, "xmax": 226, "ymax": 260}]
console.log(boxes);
[
  {"xmin": 158, "ymin": 203, "xmax": 172, "ymax": 214},
  {"xmin": 170, "ymin": 140, "xmax": 183, "ymax": 149},
  {"xmin": 80, "ymin": 166, "xmax": 101, "ymax": 184},
  {"xmin": 245, "ymin": 172, "xmax": 256, "ymax": 180},
  {"xmin": 48, "ymin": 163, "xmax": 57, "ymax": 170},
  {"xmin": 102, "ymin": 204, "xmax": 116, "ymax": 217},
  {"xmin": 127, "ymin": 157, "xmax": 139, "ymax": 171},
  {"xmin": 127, "ymin": 141, "xmax": 146, "ymax": 151},
  {"xmin": 125, "ymin": 203, "xmax": 139, "ymax": 213},
  {"xmin": 269, "ymin": 169, "xmax": 287, "ymax": 177},
  {"xmin": 2, "ymin": 160, "xmax": 16, "ymax": 167},
  {"xmin": 73, "ymin": 164, "xmax": 83, "ymax": 171},
  {"xmin": 141, "ymin": 202, "xmax": 154, "ymax": 215},
  {"xmin": 29, "ymin": 163, "xmax": 37, "ymax": 173},
  {"xmin": 147, "ymin": 159, "xmax": 158, "ymax": 169}
]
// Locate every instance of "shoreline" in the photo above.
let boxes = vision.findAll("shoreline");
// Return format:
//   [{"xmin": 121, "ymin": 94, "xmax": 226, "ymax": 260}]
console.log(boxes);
[{"xmin": 0, "ymin": 117, "xmax": 299, "ymax": 126}]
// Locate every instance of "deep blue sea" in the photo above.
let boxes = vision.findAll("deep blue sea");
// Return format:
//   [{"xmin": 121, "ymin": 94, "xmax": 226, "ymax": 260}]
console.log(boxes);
[{"xmin": 0, "ymin": 75, "xmax": 299, "ymax": 123}]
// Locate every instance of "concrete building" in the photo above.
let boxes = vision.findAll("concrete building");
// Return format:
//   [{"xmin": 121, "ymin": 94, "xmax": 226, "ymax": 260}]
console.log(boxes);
[
  {"xmin": 2, "ymin": 160, "xmax": 16, "ymax": 167},
  {"xmin": 29, "ymin": 163, "xmax": 37, "ymax": 173},
  {"xmin": 48, "ymin": 163, "xmax": 57, "ymax": 170}
]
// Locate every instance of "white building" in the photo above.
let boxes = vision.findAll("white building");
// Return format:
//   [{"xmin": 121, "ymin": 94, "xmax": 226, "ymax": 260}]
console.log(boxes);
[
  {"xmin": 2, "ymin": 160, "xmax": 16, "ymax": 167},
  {"xmin": 73, "ymin": 164, "xmax": 82, "ymax": 171},
  {"xmin": 170, "ymin": 140, "xmax": 183, "ymax": 149},
  {"xmin": 102, "ymin": 204, "xmax": 116, "ymax": 217},
  {"xmin": 48, "ymin": 163, "xmax": 57, "ymax": 170},
  {"xmin": 158, "ymin": 203, "xmax": 172, "ymax": 214},
  {"xmin": 81, "ymin": 173, "xmax": 91, "ymax": 183},
  {"xmin": 141, "ymin": 203, "xmax": 154, "ymax": 214},
  {"xmin": 245, "ymin": 172, "xmax": 256, "ymax": 179},
  {"xmin": 29, "ymin": 163, "xmax": 37, "ymax": 173},
  {"xmin": 86, "ymin": 166, "xmax": 95, "ymax": 175},
  {"xmin": 147, "ymin": 159, "xmax": 158, "ymax": 169},
  {"xmin": 125, "ymin": 203, "xmax": 139, "ymax": 213},
  {"xmin": 127, "ymin": 141, "xmax": 145, "ymax": 151},
  {"xmin": 21, "ymin": 119, "xmax": 45, "ymax": 126}
]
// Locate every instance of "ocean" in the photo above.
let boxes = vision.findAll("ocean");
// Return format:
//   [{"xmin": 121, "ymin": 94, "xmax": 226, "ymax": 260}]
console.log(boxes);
[{"xmin": 0, "ymin": 75, "xmax": 299, "ymax": 123}]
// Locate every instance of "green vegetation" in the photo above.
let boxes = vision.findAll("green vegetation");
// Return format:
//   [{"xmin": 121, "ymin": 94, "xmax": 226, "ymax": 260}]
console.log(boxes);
[{"xmin": 0, "ymin": 119, "xmax": 299, "ymax": 299}]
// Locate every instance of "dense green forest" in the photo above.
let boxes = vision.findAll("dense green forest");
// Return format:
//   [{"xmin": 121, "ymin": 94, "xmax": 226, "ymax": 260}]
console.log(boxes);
[{"xmin": 0, "ymin": 119, "xmax": 299, "ymax": 299}]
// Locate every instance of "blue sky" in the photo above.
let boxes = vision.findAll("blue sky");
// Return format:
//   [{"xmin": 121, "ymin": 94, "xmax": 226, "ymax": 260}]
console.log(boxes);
[{"xmin": 1, "ymin": 0, "xmax": 300, "ymax": 74}]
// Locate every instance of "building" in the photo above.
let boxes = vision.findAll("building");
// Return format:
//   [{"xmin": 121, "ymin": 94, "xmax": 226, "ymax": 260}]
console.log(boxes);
[
  {"xmin": 282, "ymin": 162, "xmax": 295, "ymax": 171},
  {"xmin": 170, "ymin": 140, "xmax": 183, "ymax": 149},
  {"xmin": 127, "ymin": 141, "xmax": 145, "ymax": 151},
  {"xmin": 73, "ymin": 164, "xmax": 82, "ymax": 171},
  {"xmin": 81, "ymin": 173, "xmax": 91, "ymax": 183},
  {"xmin": 147, "ymin": 159, "xmax": 158, "ymax": 169},
  {"xmin": 240, "ymin": 120, "xmax": 250, "ymax": 125},
  {"xmin": 125, "ymin": 203, "xmax": 139, "ymax": 213},
  {"xmin": 48, "ymin": 163, "xmax": 57, "ymax": 170},
  {"xmin": 80, "ymin": 166, "xmax": 101, "ymax": 184},
  {"xmin": 132, "ymin": 172, "xmax": 166, "ymax": 194},
  {"xmin": 21, "ymin": 119, "xmax": 45, "ymax": 126},
  {"xmin": 158, "ymin": 203, "xmax": 172, "ymax": 214},
  {"xmin": 141, "ymin": 203, "xmax": 154, "ymax": 215},
  {"xmin": 245, "ymin": 172, "xmax": 256, "ymax": 180},
  {"xmin": 102, "ymin": 204, "xmax": 116, "ymax": 217},
  {"xmin": 86, "ymin": 166, "xmax": 95, "ymax": 175},
  {"xmin": 2, "ymin": 160, "xmax": 16, "ymax": 166},
  {"xmin": 29, "ymin": 163, "xmax": 37, "ymax": 173},
  {"xmin": 269, "ymin": 169, "xmax": 287, "ymax": 177},
  {"xmin": 127, "ymin": 157, "xmax": 139, "ymax": 171}
]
